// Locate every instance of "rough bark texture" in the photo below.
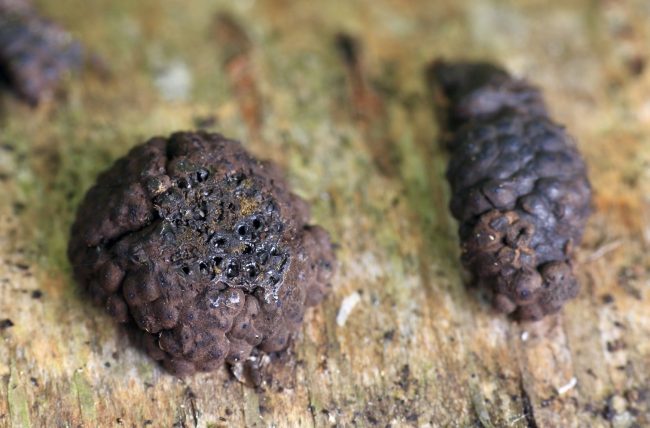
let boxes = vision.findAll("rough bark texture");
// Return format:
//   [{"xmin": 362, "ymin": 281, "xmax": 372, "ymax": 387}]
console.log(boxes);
[{"xmin": 1, "ymin": 0, "xmax": 650, "ymax": 427}]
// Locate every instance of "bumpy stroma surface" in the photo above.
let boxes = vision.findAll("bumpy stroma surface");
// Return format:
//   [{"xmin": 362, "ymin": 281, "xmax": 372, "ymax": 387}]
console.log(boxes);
[
  {"xmin": 68, "ymin": 132, "xmax": 335, "ymax": 375},
  {"xmin": 431, "ymin": 61, "xmax": 591, "ymax": 320},
  {"xmin": 0, "ymin": 0, "xmax": 83, "ymax": 104}
]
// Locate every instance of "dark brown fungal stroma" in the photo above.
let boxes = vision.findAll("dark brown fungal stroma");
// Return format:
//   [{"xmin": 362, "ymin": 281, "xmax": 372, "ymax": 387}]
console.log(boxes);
[
  {"xmin": 68, "ymin": 132, "xmax": 335, "ymax": 376},
  {"xmin": 430, "ymin": 61, "xmax": 591, "ymax": 320},
  {"xmin": 0, "ymin": 0, "xmax": 83, "ymax": 105}
]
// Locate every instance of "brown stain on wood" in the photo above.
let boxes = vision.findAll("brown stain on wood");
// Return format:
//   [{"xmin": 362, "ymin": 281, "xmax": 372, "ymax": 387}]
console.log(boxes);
[
  {"xmin": 335, "ymin": 33, "xmax": 400, "ymax": 177},
  {"xmin": 212, "ymin": 13, "xmax": 264, "ymax": 144}
]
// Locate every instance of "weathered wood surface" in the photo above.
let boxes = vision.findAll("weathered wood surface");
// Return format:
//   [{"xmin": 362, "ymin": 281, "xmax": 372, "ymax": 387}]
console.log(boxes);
[{"xmin": 1, "ymin": 0, "xmax": 649, "ymax": 426}]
